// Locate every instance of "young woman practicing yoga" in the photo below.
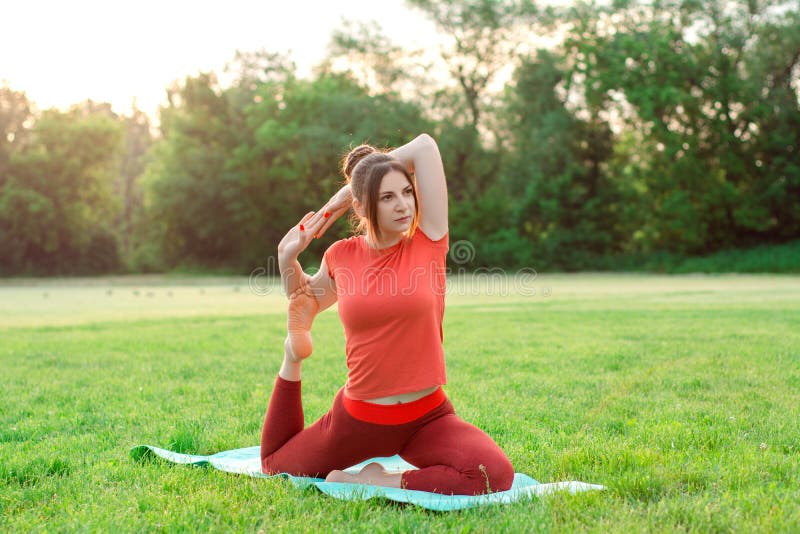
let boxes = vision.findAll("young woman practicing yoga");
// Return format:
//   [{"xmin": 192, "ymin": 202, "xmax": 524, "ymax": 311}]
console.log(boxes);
[{"xmin": 260, "ymin": 134, "xmax": 514, "ymax": 495}]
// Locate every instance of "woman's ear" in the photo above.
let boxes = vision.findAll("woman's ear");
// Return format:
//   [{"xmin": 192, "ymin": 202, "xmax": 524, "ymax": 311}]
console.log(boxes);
[{"xmin": 352, "ymin": 198, "xmax": 365, "ymax": 218}]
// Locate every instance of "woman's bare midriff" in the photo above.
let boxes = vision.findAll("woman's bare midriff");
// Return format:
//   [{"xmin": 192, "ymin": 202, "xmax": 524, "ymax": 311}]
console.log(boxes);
[{"xmin": 362, "ymin": 385, "xmax": 439, "ymax": 405}]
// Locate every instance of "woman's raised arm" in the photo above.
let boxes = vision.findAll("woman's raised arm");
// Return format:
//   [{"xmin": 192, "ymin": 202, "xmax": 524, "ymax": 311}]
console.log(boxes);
[{"xmin": 388, "ymin": 134, "xmax": 448, "ymax": 241}]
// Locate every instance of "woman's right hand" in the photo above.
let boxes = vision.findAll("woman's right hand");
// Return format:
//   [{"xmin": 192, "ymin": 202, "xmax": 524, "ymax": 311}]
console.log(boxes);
[
  {"xmin": 305, "ymin": 184, "xmax": 353, "ymax": 239},
  {"xmin": 277, "ymin": 211, "xmax": 327, "ymax": 261}
]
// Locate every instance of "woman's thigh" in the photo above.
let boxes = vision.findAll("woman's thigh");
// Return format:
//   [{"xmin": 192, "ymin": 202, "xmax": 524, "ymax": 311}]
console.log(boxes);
[
  {"xmin": 262, "ymin": 391, "xmax": 409, "ymax": 477},
  {"xmin": 399, "ymin": 413, "xmax": 514, "ymax": 493}
]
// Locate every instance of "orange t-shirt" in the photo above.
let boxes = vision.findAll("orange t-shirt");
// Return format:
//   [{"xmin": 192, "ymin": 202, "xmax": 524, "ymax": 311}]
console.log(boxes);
[{"xmin": 323, "ymin": 228, "xmax": 449, "ymax": 400}]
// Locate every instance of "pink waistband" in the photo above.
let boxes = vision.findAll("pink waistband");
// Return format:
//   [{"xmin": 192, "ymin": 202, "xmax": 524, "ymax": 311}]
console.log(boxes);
[{"xmin": 342, "ymin": 387, "xmax": 446, "ymax": 425}]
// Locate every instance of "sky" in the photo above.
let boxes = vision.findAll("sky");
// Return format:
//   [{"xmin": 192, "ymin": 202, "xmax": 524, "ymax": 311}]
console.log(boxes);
[{"xmin": 1, "ymin": 0, "xmax": 443, "ymax": 118}]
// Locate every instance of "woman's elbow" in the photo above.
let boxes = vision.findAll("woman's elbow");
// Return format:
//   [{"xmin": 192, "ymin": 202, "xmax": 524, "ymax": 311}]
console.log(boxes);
[{"xmin": 417, "ymin": 133, "xmax": 437, "ymax": 148}]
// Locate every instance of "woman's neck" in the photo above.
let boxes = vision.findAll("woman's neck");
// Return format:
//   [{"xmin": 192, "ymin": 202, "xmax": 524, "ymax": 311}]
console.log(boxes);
[{"xmin": 365, "ymin": 232, "xmax": 404, "ymax": 250}]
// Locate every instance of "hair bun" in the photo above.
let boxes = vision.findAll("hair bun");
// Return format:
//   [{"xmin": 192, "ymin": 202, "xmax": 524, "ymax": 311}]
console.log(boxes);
[{"xmin": 342, "ymin": 144, "xmax": 377, "ymax": 180}]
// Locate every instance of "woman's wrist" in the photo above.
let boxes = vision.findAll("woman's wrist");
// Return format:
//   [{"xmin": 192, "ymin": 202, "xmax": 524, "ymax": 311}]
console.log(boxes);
[
  {"xmin": 335, "ymin": 183, "xmax": 352, "ymax": 203},
  {"xmin": 278, "ymin": 253, "xmax": 301, "ymax": 276},
  {"xmin": 279, "ymin": 255, "xmax": 306, "ymax": 296}
]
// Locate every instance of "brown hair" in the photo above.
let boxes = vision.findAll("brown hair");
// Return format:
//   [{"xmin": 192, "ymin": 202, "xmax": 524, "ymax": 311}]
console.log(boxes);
[{"xmin": 341, "ymin": 144, "xmax": 420, "ymax": 248}]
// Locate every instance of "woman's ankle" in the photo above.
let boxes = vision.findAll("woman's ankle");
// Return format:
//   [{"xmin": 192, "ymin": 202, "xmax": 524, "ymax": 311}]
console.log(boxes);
[
  {"xmin": 279, "ymin": 357, "xmax": 302, "ymax": 381},
  {"xmin": 279, "ymin": 337, "xmax": 302, "ymax": 381}
]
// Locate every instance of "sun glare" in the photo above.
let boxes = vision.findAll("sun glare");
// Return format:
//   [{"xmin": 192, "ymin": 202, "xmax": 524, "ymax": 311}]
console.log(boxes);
[{"xmin": 1, "ymin": 0, "xmax": 439, "ymax": 119}]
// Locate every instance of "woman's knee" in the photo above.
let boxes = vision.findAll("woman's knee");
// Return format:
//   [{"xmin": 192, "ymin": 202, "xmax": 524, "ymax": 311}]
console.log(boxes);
[
  {"xmin": 261, "ymin": 449, "xmax": 307, "ymax": 476},
  {"xmin": 476, "ymin": 454, "xmax": 515, "ymax": 493},
  {"xmin": 261, "ymin": 454, "xmax": 279, "ymax": 475},
  {"xmin": 262, "ymin": 454, "xmax": 325, "ymax": 478}
]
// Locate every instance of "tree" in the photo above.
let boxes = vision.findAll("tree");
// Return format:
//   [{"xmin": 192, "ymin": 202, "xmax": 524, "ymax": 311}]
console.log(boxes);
[
  {"xmin": 139, "ymin": 72, "xmax": 242, "ymax": 268},
  {"xmin": 320, "ymin": 18, "xmax": 432, "ymax": 101},
  {"xmin": 403, "ymin": 0, "xmax": 546, "ymax": 213},
  {"xmin": 0, "ymin": 106, "xmax": 123, "ymax": 274},
  {"xmin": 0, "ymin": 85, "xmax": 33, "ymax": 186},
  {"xmin": 117, "ymin": 105, "xmax": 153, "ymax": 261},
  {"xmin": 500, "ymin": 49, "xmax": 626, "ymax": 269},
  {"xmin": 561, "ymin": 0, "xmax": 800, "ymax": 253},
  {"xmin": 741, "ymin": 3, "xmax": 800, "ymax": 242},
  {"xmin": 407, "ymin": 0, "xmax": 540, "ymax": 130}
]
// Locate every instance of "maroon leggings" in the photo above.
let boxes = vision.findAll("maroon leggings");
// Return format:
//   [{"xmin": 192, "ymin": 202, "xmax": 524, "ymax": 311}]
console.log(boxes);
[{"xmin": 260, "ymin": 376, "xmax": 514, "ymax": 495}]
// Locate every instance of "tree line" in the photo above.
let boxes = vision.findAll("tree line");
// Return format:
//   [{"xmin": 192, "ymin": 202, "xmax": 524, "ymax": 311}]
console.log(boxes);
[{"xmin": 1, "ymin": 0, "xmax": 798, "ymax": 275}]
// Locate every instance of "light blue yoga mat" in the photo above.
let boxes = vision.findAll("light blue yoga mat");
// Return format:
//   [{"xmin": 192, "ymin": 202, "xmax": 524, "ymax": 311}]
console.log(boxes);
[{"xmin": 131, "ymin": 445, "xmax": 604, "ymax": 511}]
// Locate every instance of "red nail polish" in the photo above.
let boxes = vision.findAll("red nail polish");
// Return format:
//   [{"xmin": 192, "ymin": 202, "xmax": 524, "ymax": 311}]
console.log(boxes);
[
  {"xmin": 324, "ymin": 212, "xmax": 330, "ymax": 218},
  {"xmin": 299, "ymin": 225, "xmax": 305, "ymax": 231}
]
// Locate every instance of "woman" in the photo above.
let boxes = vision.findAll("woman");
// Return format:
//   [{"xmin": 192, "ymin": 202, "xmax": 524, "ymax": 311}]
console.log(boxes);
[{"xmin": 261, "ymin": 134, "xmax": 514, "ymax": 495}]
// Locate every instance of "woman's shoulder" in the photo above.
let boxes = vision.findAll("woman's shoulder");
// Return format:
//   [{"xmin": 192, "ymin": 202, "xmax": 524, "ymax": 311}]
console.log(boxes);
[
  {"xmin": 413, "ymin": 227, "xmax": 449, "ymax": 250},
  {"xmin": 326, "ymin": 235, "xmax": 362, "ymax": 256}
]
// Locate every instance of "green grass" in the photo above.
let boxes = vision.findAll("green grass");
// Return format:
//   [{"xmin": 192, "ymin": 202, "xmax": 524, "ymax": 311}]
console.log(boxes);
[{"xmin": 1, "ymin": 274, "xmax": 799, "ymax": 532}]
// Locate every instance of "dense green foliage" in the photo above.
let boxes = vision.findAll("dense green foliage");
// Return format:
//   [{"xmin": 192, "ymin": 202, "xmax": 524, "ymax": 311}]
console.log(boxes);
[
  {"xmin": 140, "ymin": 72, "xmax": 430, "ymax": 271},
  {"xmin": 1, "ymin": 275, "xmax": 799, "ymax": 531},
  {"xmin": 1, "ymin": 0, "xmax": 798, "ymax": 275},
  {"xmin": 0, "ymin": 98, "xmax": 126, "ymax": 274},
  {"xmin": 0, "ymin": 92, "xmax": 151, "ymax": 275}
]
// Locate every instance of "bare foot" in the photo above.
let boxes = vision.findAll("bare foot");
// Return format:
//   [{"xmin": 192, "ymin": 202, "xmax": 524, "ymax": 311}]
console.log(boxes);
[
  {"xmin": 325, "ymin": 462, "xmax": 402, "ymax": 488},
  {"xmin": 287, "ymin": 284, "xmax": 319, "ymax": 360}
]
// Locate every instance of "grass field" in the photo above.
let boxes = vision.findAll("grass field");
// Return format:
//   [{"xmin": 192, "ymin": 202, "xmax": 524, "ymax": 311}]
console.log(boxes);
[{"xmin": 1, "ymin": 274, "xmax": 799, "ymax": 532}]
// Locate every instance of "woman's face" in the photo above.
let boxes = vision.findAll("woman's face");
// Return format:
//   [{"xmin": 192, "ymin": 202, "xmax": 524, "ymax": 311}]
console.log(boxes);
[{"xmin": 375, "ymin": 170, "xmax": 415, "ymax": 237}]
